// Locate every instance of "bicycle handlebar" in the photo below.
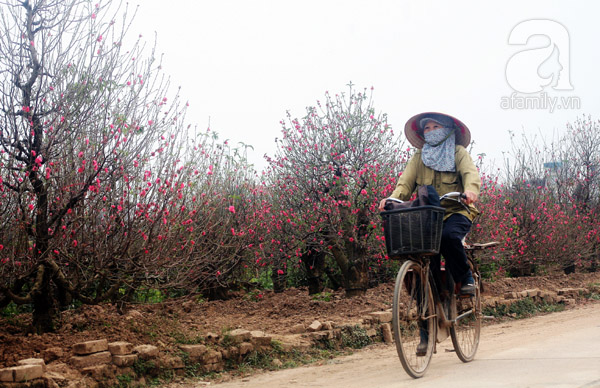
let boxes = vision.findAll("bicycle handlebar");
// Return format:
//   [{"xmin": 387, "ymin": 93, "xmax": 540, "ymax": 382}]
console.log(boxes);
[
  {"xmin": 440, "ymin": 192, "xmax": 470, "ymax": 214},
  {"xmin": 385, "ymin": 192, "xmax": 467, "ymax": 203},
  {"xmin": 384, "ymin": 197, "xmax": 405, "ymax": 203},
  {"xmin": 439, "ymin": 192, "xmax": 467, "ymax": 201},
  {"xmin": 383, "ymin": 192, "xmax": 470, "ymax": 214}
]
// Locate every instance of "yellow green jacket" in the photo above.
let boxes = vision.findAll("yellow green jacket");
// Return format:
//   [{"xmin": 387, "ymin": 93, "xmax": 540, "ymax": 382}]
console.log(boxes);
[{"xmin": 390, "ymin": 145, "xmax": 481, "ymax": 221}]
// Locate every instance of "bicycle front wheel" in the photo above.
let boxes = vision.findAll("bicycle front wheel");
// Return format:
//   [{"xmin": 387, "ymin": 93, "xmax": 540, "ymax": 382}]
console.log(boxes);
[
  {"xmin": 392, "ymin": 260, "xmax": 436, "ymax": 378},
  {"xmin": 450, "ymin": 268, "xmax": 482, "ymax": 362}
]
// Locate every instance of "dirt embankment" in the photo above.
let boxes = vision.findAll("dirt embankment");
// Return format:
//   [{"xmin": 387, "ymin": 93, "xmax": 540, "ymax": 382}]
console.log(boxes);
[{"xmin": 0, "ymin": 272, "xmax": 599, "ymax": 386}]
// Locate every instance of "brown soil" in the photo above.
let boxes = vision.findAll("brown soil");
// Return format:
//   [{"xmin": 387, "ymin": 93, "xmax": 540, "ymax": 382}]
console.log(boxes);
[{"xmin": 1, "ymin": 272, "xmax": 599, "ymax": 370}]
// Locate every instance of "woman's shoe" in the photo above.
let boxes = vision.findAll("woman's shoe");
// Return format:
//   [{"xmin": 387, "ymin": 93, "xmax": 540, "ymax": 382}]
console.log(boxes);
[
  {"xmin": 460, "ymin": 281, "xmax": 475, "ymax": 296},
  {"xmin": 416, "ymin": 326, "xmax": 428, "ymax": 356}
]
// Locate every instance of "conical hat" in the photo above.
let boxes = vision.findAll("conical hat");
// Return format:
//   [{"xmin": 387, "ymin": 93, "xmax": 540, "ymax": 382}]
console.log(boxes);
[{"xmin": 404, "ymin": 112, "xmax": 471, "ymax": 149}]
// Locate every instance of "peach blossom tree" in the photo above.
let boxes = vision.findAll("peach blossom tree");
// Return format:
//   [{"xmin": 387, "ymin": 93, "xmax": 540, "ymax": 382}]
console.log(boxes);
[
  {"xmin": 264, "ymin": 85, "xmax": 409, "ymax": 296},
  {"xmin": 469, "ymin": 117, "xmax": 600, "ymax": 277},
  {"xmin": 0, "ymin": 0, "xmax": 193, "ymax": 332}
]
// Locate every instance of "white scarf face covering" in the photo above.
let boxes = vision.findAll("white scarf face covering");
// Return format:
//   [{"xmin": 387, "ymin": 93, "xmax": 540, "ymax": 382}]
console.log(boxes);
[{"xmin": 422, "ymin": 127, "xmax": 456, "ymax": 172}]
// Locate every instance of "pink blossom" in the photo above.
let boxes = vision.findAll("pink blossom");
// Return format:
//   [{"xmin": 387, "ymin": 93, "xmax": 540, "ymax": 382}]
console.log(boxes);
[{"xmin": 228, "ymin": 205, "xmax": 236, "ymax": 213}]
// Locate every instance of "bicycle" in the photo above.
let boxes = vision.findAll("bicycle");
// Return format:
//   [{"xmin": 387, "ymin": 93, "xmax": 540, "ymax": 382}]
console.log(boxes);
[{"xmin": 380, "ymin": 192, "xmax": 498, "ymax": 378}]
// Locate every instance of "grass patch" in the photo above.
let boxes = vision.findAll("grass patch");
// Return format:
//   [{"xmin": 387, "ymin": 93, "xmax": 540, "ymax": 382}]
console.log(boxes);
[
  {"xmin": 0, "ymin": 302, "xmax": 28, "ymax": 318},
  {"xmin": 586, "ymin": 282, "xmax": 600, "ymax": 300},
  {"xmin": 483, "ymin": 297, "xmax": 565, "ymax": 319},
  {"xmin": 116, "ymin": 373, "xmax": 134, "ymax": 388},
  {"xmin": 311, "ymin": 292, "xmax": 333, "ymax": 302},
  {"xmin": 244, "ymin": 290, "xmax": 264, "ymax": 302},
  {"xmin": 220, "ymin": 327, "xmax": 239, "ymax": 347},
  {"xmin": 132, "ymin": 359, "xmax": 156, "ymax": 376},
  {"xmin": 180, "ymin": 353, "xmax": 204, "ymax": 378},
  {"xmin": 340, "ymin": 325, "xmax": 372, "ymax": 349},
  {"xmin": 226, "ymin": 345, "xmax": 346, "ymax": 378}
]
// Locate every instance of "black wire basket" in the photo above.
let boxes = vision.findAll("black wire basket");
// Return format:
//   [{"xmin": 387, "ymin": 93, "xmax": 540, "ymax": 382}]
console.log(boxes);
[{"xmin": 380, "ymin": 206, "xmax": 445, "ymax": 259}]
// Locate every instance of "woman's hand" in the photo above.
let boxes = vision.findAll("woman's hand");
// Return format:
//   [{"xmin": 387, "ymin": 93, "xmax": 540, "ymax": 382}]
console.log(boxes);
[
  {"xmin": 463, "ymin": 190, "xmax": 478, "ymax": 205},
  {"xmin": 378, "ymin": 198, "xmax": 388, "ymax": 211}
]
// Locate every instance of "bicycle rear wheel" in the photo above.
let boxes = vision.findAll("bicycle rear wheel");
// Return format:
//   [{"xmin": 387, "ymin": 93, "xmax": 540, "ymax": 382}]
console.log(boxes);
[
  {"xmin": 450, "ymin": 267, "xmax": 482, "ymax": 362},
  {"xmin": 392, "ymin": 260, "xmax": 436, "ymax": 378}
]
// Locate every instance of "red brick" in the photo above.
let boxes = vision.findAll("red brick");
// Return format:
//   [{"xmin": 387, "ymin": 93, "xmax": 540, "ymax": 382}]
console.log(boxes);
[
  {"xmin": 0, "ymin": 368, "xmax": 14, "ymax": 382},
  {"xmin": 133, "ymin": 345, "xmax": 159, "ymax": 360},
  {"xmin": 108, "ymin": 341, "xmax": 133, "ymax": 356},
  {"xmin": 17, "ymin": 358, "xmax": 46, "ymax": 372},
  {"xmin": 13, "ymin": 365, "xmax": 44, "ymax": 382},
  {"xmin": 112, "ymin": 354, "xmax": 138, "ymax": 367},
  {"xmin": 73, "ymin": 339, "xmax": 108, "ymax": 355},
  {"xmin": 178, "ymin": 344, "xmax": 207, "ymax": 358},
  {"xmin": 70, "ymin": 351, "xmax": 112, "ymax": 368}
]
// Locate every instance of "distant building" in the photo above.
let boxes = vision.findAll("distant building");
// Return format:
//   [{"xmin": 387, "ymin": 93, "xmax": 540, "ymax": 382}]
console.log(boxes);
[{"xmin": 543, "ymin": 161, "xmax": 563, "ymax": 171}]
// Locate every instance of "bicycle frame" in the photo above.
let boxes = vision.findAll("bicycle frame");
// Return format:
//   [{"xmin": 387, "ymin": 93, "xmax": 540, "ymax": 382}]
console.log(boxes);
[{"xmin": 411, "ymin": 253, "xmax": 480, "ymax": 346}]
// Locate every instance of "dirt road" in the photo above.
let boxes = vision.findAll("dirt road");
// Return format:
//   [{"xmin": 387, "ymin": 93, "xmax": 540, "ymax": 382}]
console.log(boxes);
[{"xmin": 210, "ymin": 303, "xmax": 600, "ymax": 388}]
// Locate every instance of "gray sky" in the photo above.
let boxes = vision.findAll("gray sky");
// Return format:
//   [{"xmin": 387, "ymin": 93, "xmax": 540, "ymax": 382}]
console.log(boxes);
[{"xmin": 132, "ymin": 0, "xmax": 600, "ymax": 172}]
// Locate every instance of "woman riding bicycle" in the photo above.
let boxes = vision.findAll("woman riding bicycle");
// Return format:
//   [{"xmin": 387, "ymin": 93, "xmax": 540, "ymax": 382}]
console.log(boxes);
[{"xmin": 378, "ymin": 112, "xmax": 481, "ymax": 296}]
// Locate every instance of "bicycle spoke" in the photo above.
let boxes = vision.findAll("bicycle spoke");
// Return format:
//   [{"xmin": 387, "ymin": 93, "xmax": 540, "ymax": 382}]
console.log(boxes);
[
  {"xmin": 393, "ymin": 260, "xmax": 436, "ymax": 378},
  {"xmin": 450, "ymin": 271, "xmax": 481, "ymax": 362}
]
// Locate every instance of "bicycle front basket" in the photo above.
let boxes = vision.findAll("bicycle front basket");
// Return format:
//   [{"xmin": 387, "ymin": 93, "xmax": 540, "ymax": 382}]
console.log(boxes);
[{"xmin": 380, "ymin": 205, "xmax": 445, "ymax": 259}]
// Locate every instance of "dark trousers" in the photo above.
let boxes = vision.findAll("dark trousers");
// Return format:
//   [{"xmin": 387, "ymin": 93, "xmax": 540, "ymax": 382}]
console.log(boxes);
[{"xmin": 430, "ymin": 214, "xmax": 472, "ymax": 284}]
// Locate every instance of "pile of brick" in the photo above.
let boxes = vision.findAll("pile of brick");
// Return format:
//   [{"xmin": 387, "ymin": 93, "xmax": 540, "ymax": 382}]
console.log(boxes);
[
  {"xmin": 191, "ymin": 329, "xmax": 272, "ymax": 370},
  {"xmin": 483, "ymin": 287, "xmax": 589, "ymax": 309},
  {"xmin": 0, "ymin": 339, "xmax": 163, "ymax": 387},
  {"xmin": 284, "ymin": 311, "xmax": 394, "ymax": 347},
  {"xmin": 70, "ymin": 339, "xmax": 160, "ymax": 380}
]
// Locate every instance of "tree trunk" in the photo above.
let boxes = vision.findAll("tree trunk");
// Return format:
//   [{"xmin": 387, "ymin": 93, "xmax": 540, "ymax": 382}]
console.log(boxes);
[
  {"xmin": 31, "ymin": 265, "xmax": 57, "ymax": 333},
  {"xmin": 343, "ymin": 260, "xmax": 369, "ymax": 297},
  {"xmin": 324, "ymin": 266, "xmax": 343, "ymax": 290},
  {"xmin": 563, "ymin": 263, "xmax": 576, "ymax": 275},
  {"xmin": 303, "ymin": 250, "xmax": 326, "ymax": 295},
  {"xmin": 55, "ymin": 282, "xmax": 73, "ymax": 309},
  {"xmin": 329, "ymin": 244, "xmax": 369, "ymax": 297},
  {"xmin": 271, "ymin": 268, "xmax": 287, "ymax": 293}
]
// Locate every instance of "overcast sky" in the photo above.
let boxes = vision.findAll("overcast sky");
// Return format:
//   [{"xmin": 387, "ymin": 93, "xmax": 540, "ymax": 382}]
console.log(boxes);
[{"xmin": 130, "ymin": 0, "xmax": 600, "ymax": 173}]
